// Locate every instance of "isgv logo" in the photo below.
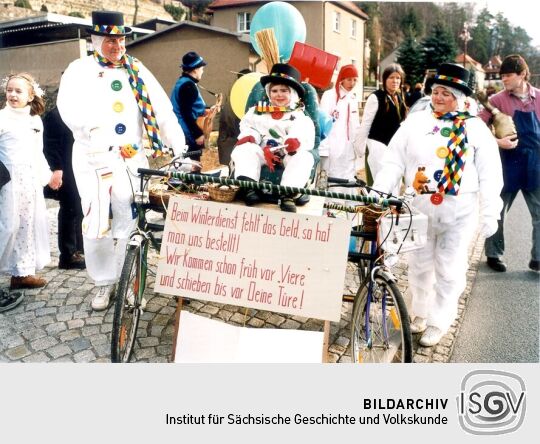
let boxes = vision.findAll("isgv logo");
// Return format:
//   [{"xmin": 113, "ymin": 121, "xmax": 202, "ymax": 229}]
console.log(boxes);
[{"xmin": 457, "ymin": 370, "xmax": 526, "ymax": 435}]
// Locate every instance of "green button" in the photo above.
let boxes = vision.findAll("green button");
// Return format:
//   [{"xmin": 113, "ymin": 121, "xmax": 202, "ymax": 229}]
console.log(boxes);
[
  {"xmin": 111, "ymin": 80, "xmax": 123, "ymax": 91},
  {"xmin": 440, "ymin": 127, "xmax": 452, "ymax": 137}
]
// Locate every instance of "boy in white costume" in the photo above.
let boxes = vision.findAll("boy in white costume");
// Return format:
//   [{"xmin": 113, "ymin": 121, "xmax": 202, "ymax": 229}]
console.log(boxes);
[
  {"xmin": 373, "ymin": 63, "xmax": 503, "ymax": 346},
  {"xmin": 58, "ymin": 11, "xmax": 186, "ymax": 311},
  {"xmin": 232, "ymin": 63, "xmax": 315, "ymax": 213}
]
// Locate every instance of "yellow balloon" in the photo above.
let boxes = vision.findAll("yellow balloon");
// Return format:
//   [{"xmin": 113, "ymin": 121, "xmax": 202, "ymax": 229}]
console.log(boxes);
[{"xmin": 230, "ymin": 72, "xmax": 262, "ymax": 119}]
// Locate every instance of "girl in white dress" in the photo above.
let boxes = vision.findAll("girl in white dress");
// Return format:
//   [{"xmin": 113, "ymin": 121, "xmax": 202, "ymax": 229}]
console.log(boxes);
[{"xmin": 0, "ymin": 73, "xmax": 53, "ymax": 291}]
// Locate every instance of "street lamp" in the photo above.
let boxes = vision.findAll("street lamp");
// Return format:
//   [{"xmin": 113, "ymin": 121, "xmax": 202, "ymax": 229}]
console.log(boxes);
[{"xmin": 459, "ymin": 23, "xmax": 472, "ymax": 70}]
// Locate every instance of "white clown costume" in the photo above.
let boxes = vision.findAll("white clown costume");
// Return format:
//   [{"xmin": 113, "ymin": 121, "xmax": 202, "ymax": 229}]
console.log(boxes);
[
  {"xmin": 0, "ymin": 105, "xmax": 51, "ymax": 276},
  {"xmin": 319, "ymin": 65, "xmax": 362, "ymax": 183},
  {"xmin": 57, "ymin": 27, "xmax": 185, "ymax": 289},
  {"xmin": 373, "ymin": 68, "xmax": 503, "ymax": 342},
  {"xmin": 232, "ymin": 105, "xmax": 315, "ymax": 188},
  {"xmin": 232, "ymin": 64, "xmax": 315, "ymax": 190}
]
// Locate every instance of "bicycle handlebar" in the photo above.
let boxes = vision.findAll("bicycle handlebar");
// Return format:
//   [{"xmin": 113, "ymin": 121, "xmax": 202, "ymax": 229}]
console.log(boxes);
[
  {"xmin": 327, "ymin": 176, "xmax": 367, "ymax": 187},
  {"xmin": 136, "ymin": 168, "xmax": 404, "ymax": 210}
]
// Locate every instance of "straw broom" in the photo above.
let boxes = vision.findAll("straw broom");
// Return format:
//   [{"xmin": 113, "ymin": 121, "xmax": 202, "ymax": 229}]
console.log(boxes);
[{"xmin": 255, "ymin": 28, "xmax": 280, "ymax": 72}]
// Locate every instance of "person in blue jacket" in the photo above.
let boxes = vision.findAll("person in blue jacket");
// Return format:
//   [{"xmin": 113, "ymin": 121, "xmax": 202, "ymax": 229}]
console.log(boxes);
[{"xmin": 171, "ymin": 51, "xmax": 207, "ymax": 170}]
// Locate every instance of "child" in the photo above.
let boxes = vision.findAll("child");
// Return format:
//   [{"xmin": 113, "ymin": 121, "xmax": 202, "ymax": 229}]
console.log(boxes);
[
  {"xmin": 231, "ymin": 63, "xmax": 315, "ymax": 212},
  {"xmin": 319, "ymin": 64, "xmax": 362, "ymax": 188},
  {"xmin": 0, "ymin": 73, "xmax": 53, "ymax": 296}
]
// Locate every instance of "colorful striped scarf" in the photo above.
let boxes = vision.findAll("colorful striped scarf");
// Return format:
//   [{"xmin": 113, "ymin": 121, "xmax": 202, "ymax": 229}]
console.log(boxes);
[
  {"xmin": 94, "ymin": 51, "xmax": 164, "ymax": 156},
  {"xmin": 432, "ymin": 110, "xmax": 472, "ymax": 195}
]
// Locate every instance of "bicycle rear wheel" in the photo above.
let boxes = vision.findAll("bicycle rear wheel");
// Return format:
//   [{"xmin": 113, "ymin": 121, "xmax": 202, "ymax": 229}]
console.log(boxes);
[
  {"xmin": 111, "ymin": 244, "xmax": 143, "ymax": 363},
  {"xmin": 350, "ymin": 275, "xmax": 412, "ymax": 363}
]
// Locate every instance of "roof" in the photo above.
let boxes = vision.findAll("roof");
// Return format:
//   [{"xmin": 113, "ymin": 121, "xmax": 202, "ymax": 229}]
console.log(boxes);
[
  {"xmin": 209, "ymin": 0, "xmax": 368, "ymax": 19},
  {"xmin": 455, "ymin": 53, "xmax": 485, "ymax": 72},
  {"xmin": 0, "ymin": 12, "xmax": 153, "ymax": 35},
  {"xmin": 483, "ymin": 55, "xmax": 503, "ymax": 72},
  {"xmin": 127, "ymin": 20, "xmax": 250, "ymax": 48},
  {"xmin": 329, "ymin": 1, "xmax": 368, "ymax": 19},
  {"xmin": 135, "ymin": 17, "xmax": 177, "ymax": 31}
]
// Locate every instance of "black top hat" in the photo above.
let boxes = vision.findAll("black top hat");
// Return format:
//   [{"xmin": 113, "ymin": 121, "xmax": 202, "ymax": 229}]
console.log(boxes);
[
  {"xmin": 260, "ymin": 63, "xmax": 305, "ymax": 100},
  {"xmin": 89, "ymin": 11, "xmax": 132, "ymax": 36},
  {"xmin": 433, "ymin": 63, "xmax": 472, "ymax": 96},
  {"xmin": 181, "ymin": 51, "xmax": 207, "ymax": 71}
]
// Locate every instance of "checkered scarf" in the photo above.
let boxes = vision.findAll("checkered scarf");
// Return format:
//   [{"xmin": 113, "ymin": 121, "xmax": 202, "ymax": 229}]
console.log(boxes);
[
  {"xmin": 94, "ymin": 51, "xmax": 164, "ymax": 157},
  {"xmin": 432, "ymin": 110, "xmax": 472, "ymax": 195}
]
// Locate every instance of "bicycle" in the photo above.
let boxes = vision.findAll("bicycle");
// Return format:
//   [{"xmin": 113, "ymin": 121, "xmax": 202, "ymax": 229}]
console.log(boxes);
[
  {"xmin": 324, "ymin": 176, "xmax": 426, "ymax": 363},
  {"xmin": 110, "ymin": 154, "xmax": 209, "ymax": 363},
  {"xmin": 110, "ymin": 165, "xmax": 413, "ymax": 362}
]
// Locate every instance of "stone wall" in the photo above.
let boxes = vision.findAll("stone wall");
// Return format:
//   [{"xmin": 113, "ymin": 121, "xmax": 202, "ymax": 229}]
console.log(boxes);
[{"xmin": 0, "ymin": 1, "xmax": 174, "ymax": 24}]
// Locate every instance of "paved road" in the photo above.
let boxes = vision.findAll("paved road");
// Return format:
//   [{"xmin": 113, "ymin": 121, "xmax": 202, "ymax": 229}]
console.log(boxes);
[
  {"xmin": 450, "ymin": 193, "xmax": 540, "ymax": 363},
  {"xmin": 0, "ymin": 199, "xmax": 485, "ymax": 364}
]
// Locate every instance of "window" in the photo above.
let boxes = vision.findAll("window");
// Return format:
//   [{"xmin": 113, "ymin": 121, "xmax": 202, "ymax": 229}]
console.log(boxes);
[
  {"xmin": 351, "ymin": 19, "xmax": 357, "ymax": 39},
  {"xmin": 333, "ymin": 11, "xmax": 341, "ymax": 33},
  {"xmin": 237, "ymin": 12, "xmax": 251, "ymax": 33}
]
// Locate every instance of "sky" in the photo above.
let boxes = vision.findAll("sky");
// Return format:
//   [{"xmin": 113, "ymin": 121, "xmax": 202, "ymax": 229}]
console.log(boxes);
[
  {"xmin": 458, "ymin": 0, "xmax": 539, "ymax": 47},
  {"xmin": 480, "ymin": 0, "xmax": 539, "ymax": 46}
]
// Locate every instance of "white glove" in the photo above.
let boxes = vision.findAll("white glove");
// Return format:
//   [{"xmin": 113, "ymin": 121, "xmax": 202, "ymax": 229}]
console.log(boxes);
[
  {"xmin": 170, "ymin": 143, "xmax": 188, "ymax": 157},
  {"xmin": 480, "ymin": 217, "xmax": 498, "ymax": 238}
]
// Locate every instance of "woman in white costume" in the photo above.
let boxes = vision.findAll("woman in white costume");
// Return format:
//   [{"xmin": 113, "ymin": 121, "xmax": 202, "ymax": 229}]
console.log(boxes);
[
  {"xmin": 57, "ymin": 11, "xmax": 186, "ymax": 311},
  {"xmin": 373, "ymin": 63, "xmax": 503, "ymax": 346},
  {"xmin": 232, "ymin": 63, "xmax": 315, "ymax": 213},
  {"xmin": 319, "ymin": 64, "xmax": 362, "ymax": 188},
  {"xmin": 0, "ymin": 73, "xmax": 53, "ymax": 299}
]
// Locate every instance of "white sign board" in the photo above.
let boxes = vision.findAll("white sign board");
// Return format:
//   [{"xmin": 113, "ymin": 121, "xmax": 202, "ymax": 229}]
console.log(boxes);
[
  {"xmin": 155, "ymin": 196, "xmax": 351, "ymax": 322},
  {"xmin": 175, "ymin": 311, "xmax": 324, "ymax": 363}
]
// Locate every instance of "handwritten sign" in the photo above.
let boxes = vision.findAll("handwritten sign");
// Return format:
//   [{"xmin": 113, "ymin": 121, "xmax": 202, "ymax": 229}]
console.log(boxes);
[{"xmin": 155, "ymin": 196, "xmax": 351, "ymax": 321}]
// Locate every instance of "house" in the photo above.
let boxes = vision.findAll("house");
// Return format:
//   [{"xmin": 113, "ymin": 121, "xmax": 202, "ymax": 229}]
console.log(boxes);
[
  {"xmin": 0, "ymin": 12, "xmax": 152, "ymax": 87},
  {"xmin": 127, "ymin": 21, "xmax": 252, "ymax": 106},
  {"xmin": 455, "ymin": 53, "xmax": 485, "ymax": 91},
  {"xmin": 208, "ymin": 0, "xmax": 368, "ymax": 94},
  {"xmin": 483, "ymin": 55, "xmax": 503, "ymax": 89}
]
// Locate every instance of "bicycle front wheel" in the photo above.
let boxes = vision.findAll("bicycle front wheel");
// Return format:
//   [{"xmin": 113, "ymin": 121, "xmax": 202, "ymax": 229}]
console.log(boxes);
[
  {"xmin": 350, "ymin": 276, "xmax": 412, "ymax": 363},
  {"xmin": 111, "ymin": 244, "xmax": 143, "ymax": 363}
]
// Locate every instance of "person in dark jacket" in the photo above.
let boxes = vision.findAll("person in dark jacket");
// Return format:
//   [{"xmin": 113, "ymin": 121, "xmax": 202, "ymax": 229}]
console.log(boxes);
[
  {"xmin": 43, "ymin": 106, "xmax": 85, "ymax": 270},
  {"xmin": 217, "ymin": 69, "xmax": 251, "ymax": 166},
  {"xmin": 357, "ymin": 63, "xmax": 408, "ymax": 186},
  {"xmin": 407, "ymin": 83, "xmax": 424, "ymax": 107},
  {"xmin": 170, "ymin": 51, "xmax": 207, "ymax": 169}
]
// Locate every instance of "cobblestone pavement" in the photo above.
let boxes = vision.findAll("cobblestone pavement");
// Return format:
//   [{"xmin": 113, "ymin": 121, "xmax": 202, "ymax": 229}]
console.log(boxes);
[{"xmin": 0, "ymin": 201, "xmax": 483, "ymax": 363}]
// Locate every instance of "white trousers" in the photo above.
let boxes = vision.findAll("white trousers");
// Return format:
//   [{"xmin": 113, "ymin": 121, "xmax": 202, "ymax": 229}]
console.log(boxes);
[
  {"xmin": 406, "ymin": 193, "xmax": 478, "ymax": 333},
  {"xmin": 74, "ymin": 151, "xmax": 144, "ymax": 286},
  {"xmin": 232, "ymin": 142, "xmax": 314, "ymax": 188}
]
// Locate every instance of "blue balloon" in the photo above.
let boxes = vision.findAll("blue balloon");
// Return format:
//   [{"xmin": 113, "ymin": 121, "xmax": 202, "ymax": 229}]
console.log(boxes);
[
  {"xmin": 250, "ymin": 2, "xmax": 306, "ymax": 62},
  {"xmin": 318, "ymin": 109, "xmax": 333, "ymax": 141}
]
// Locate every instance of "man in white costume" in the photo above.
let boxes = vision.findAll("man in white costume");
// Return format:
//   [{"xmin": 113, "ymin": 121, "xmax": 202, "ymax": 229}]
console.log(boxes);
[
  {"xmin": 232, "ymin": 63, "xmax": 315, "ymax": 213},
  {"xmin": 373, "ymin": 63, "xmax": 503, "ymax": 346},
  {"xmin": 58, "ymin": 11, "xmax": 186, "ymax": 310}
]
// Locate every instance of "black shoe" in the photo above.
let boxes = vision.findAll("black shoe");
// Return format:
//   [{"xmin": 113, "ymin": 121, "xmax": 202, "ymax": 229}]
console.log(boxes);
[
  {"xmin": 280, "ymin": 197, "xmax": 297, "ymax": 213},
  {"xmin": 0, "ymin": 288, "xmax": 24, "ymax": 313},
  {"xmin": 487, "ymin": 257, "xmax": 507, "ymax": 272},
  {"xmin": 59, "ymin": 253, "xmax": 86, "ymax": 270},
  {"xmin": 244, "ymin": 189, "xmax": 261, "ymax": 206},
  {"xmin": 295, "ymin": 194, "xmax": 310, "ymax": 207},
  {"xmin": 529, "ymin": 260, "xmax": 540, "ymax": 272}
]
